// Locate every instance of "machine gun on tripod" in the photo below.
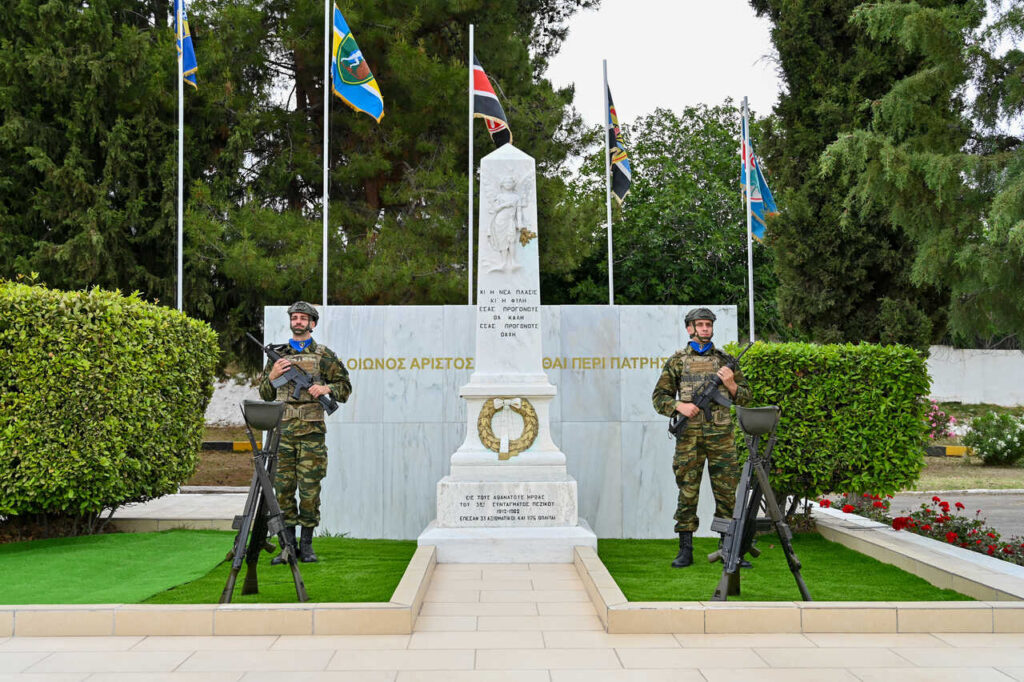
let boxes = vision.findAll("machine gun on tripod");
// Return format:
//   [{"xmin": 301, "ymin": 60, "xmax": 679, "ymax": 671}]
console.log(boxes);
[
  {"xmin": 707, "ymin": 405, "xmax": 811, "ymax": 602},
  {"xmin": 219, "ymin": 400, "xmax": 309, "ymax": 603}
]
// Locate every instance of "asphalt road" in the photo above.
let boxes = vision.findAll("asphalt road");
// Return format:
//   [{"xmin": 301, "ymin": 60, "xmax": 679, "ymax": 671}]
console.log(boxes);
[{"xmin": 888, "ymin": 491, "xmax": 1024, "ymax": 539}]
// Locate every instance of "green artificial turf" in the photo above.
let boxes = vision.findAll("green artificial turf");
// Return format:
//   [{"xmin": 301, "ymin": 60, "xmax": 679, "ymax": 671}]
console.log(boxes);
[
  {"xmin": 599, "ymin": 534, "xmax": 973, "ymax": 602},
  {"xmin": 0, "ymin": 530, "xmax": 231, "ymax": 604},
  {"xmin": 144, "ymin": 536, "xmax": 417, "ymax": 604}
]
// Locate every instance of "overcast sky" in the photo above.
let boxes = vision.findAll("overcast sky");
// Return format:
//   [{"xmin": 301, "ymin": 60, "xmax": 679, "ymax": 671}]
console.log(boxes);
[{"xmin": 545, "ymin": 0, "xmax": 783, "ymax": 127}]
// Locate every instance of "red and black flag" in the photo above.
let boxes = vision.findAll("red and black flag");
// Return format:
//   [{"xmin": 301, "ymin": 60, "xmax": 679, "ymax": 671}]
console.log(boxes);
[{"xmin": 472, "ymin": 55, "xmax": 512, "ymax": 147}]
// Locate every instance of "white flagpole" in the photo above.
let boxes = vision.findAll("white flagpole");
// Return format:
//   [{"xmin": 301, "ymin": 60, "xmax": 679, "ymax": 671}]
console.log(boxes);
[
  {"xmin": 176, "ymin": 0, "xmax": 184, "ymax": 312},
  {"xmin": 603, "ymin": 60, "xmax": 614, "ymax": 306},
  {"xmin": 322, "ymin": 0, "xmax": 331, "ymax": 306},
  {"xmin": 743, "ymin": 96, "xmax": 755, "ymax": 342},
  {"xmin": 467, "ymin": 25, "xmax": 475, "ymax": 306}
]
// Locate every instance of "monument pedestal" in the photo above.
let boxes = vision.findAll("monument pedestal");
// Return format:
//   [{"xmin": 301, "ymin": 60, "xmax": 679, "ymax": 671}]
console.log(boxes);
[
  {"xmin": 418, "ymin": 519, "xmax": 595, "ymax": 563},
  {"xmin": 417, "ymin": 144, "xmax": 596, "ymax": 563}
]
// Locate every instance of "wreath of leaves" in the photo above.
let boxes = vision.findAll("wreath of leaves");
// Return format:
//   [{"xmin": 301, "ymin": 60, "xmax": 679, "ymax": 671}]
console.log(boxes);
[{"xmin": 477, "ymin": 397, "xmax": 539, "ymax": 460}]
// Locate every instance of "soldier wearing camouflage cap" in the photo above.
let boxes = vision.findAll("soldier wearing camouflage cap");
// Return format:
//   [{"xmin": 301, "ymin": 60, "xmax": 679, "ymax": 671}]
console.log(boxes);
[
  {"xmin": 259, "ymin": 301, "xmax": 351, "ymax": 564},
  {"xmin": 652, "ymin": 307, "xmax": 751, "ymax": 568}
]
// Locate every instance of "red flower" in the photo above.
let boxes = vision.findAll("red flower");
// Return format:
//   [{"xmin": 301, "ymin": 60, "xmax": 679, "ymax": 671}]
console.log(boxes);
[
  {"xmin": 842, "ymin": 504, "xmax": 855, "ymax": 513},
  {"xmin": 872, "ymin": 501, "xmax": 885, "ymax": 508},
  {"xmin": 987, "ymin": 532, "xmax": 997, "ymax": 539},
  {"xmin": 945, "ymin": 532, "xmax": 958, "ymax": 543},
  {"xmin": 932, "ymin": 496, "xmax": 942, "ymax": 503},
  {"xmin": 819, "ymin": 499, "xmax": 832, "ymax": 508},
  {"xmin": 892, "ymin": 517, "xmax": 911, "ymax": 531},
  {"xmin": 988, "ymin": 545, "xmax": 997, "ymax": 555},
  {"xmin": 939, "ymin": 502, "xmax": 950, "ymax": 511},
  {"xmin": 976, "ymin": 539, "xmax": 984, "ymax": 544},
  {"xmin": 921, "ymin": 524, "xmax": 932, "ymax": 531},
  {"xmin": 863, "ymin": 493, "xmax": 872, "ymax": 498},
  {"xmin": 955, "ymin": 502, "xmax": 965, "ymax": 510},
  {"xmin": 1003, "ymin": 546, "xmax": 1014, "ymax": 554}
]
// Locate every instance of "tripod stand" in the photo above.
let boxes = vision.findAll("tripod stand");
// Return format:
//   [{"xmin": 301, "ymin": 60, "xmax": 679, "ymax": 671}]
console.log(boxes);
[
  {"xmin": 219, "ymin": 400, "xmax": 309, "ymax": 603},
  {"xmin": 708, "ymin": 405, "xmax": 811, "ymax": 602}
]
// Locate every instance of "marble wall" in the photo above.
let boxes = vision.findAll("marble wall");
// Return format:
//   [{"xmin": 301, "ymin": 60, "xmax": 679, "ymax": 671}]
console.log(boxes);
[{"xmin": 264, "ymin": 305, "xmax": 739, "ymax": 539}]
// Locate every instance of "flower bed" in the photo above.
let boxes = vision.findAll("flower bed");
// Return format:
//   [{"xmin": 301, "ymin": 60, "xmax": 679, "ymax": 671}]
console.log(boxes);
[{"xmin": 821, "ymin": 493, "xmax": 1024, "ymax": 566}]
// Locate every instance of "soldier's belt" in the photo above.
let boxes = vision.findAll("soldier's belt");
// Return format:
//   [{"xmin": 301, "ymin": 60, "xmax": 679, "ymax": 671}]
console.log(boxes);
[{"xmin": 283, "ymin": 403, "xmax": 325, "ymax": 422}]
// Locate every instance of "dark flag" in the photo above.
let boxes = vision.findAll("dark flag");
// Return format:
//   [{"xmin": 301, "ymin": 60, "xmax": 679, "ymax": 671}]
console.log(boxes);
[
  {"xmin": 473, "ymin": 55, "xmax": 512, "ymax": 147},
  {"xmin": 607, "ymin": 86, "xmax": 632, "ymax": 204}
]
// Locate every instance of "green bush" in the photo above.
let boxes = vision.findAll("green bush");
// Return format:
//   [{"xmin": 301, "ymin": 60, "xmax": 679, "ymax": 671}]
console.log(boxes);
[
  {"xmin": 733, "ymin": 341, "xmax": 930, "ymax": 500},
  {"xmin": 0, "ymin": 280, "xmax": 218, "ymax": 531},
  {"xmin": 962, "ymin": 413, "xmax": 1024, "ymax": 466}
]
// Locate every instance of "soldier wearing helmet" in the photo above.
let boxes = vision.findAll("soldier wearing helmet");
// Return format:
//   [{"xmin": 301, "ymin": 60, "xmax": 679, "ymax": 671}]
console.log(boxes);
[
  {"xmin": 259, "ymin": 301, "xmax": 351, "ymax": 564},
  {"xmin": 651, "ymin": 307, "xmax": 751, "ymax": 568}
]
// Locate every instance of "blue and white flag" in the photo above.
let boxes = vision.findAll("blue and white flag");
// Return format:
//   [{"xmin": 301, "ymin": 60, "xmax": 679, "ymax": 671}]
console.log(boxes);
[
  {"xmin": 332, "ymin": 5, "xmax": 384, "ymax": 122},
  {"xmin": 173, "ymin": 0, "xmax": 198, "ymax": 88},
  {"xmin": 741, "ymin": 117, "xmax": 777, "ymax": 241}
]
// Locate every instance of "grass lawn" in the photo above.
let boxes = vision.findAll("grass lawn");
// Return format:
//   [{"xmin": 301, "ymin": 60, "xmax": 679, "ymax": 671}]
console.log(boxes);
[
  {"xmin": 145, "ymin": 536, "xmax": 416, "ymax": 604},
  {"xmin": 0, "ymin": 530, "xmax": 230, "ymax": 604},
  {"xmin": 0, "ymin": 530, "xmax": 416, "ymax": 605},
  {"xmin": 599, "ymin": 534, "xmax": 972, "ymax": 602},
  {"xmin": 911, "ymin": 455, "xmax": 1024, "ymax": 491}
]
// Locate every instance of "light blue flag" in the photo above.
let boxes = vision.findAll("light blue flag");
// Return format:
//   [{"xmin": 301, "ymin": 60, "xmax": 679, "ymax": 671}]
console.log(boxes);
[
  {"xmin": 331, "ymin": 5, "xmax": 383, "ymax": 122},
  {"xmin": 173, "ymin": 0, "xmax": 198, "ymax": 88},
  {"xmin": 741, "ymin": 117, "xmax": 777, "ymax": 241}
]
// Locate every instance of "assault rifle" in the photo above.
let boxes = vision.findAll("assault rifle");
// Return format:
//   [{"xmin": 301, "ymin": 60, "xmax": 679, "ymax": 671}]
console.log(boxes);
[
  {"xmin": 247, "ymin": 332, "xmax": 339, "ymax": 415},
  {"xmin": 668, "ymin": 342, "xmax": 754, "ymax": 438},
  {"xmin": 707, "ymin": 405, "xmax": 811, "ymax": 601}
]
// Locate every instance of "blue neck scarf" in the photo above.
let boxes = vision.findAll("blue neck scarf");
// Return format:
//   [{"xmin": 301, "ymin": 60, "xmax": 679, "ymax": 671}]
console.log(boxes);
[
  {"xmin": 689, "ymin": 340, "xmax": 713, "ymax": 355},
  {"xmin": 289, "ymin": 338, "xmax": 312, "ymax": 352}
]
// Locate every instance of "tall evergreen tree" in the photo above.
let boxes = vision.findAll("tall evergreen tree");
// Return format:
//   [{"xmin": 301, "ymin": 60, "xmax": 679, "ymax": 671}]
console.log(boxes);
[
  {"xmin": 0, "ymin": 0, "xmax": 601, "ymax": 367},
  {"xmin": 749, "ymin": 0, "xmax": 960, "ymax": 347},
  {"xmin": 822, "ymin": 0, "xmax": 1024, "ymax": 348}
]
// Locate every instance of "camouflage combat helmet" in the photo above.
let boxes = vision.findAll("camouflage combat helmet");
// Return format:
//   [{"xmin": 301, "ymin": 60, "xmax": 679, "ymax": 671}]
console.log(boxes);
[
  {"xmin": 287, "ymin": 300, "xmax": 319, "ymax": 323},
  {"xmin": 684, "ymin": 307, "xmax": 716, "ymax": 324}
]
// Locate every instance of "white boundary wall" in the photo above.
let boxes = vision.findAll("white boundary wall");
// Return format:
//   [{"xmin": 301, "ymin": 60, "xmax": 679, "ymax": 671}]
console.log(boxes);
[
  {"xmin": 257, "ymin": 304, "xmax": 738, "ymax": 540},
  {"xmin": 927, "ymin": 345, "xmax": 1024, "ymax": 406}
]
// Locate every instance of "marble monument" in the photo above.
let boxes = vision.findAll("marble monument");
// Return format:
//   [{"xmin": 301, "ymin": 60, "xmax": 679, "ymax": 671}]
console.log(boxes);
[{"xmin": 417, "ymin": 144, "xmax": 597, "ymax": 562}]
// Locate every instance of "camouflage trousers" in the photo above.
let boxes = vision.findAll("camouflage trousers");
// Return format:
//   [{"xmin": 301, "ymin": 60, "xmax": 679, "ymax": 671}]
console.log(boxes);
[
  {"xmin": 274, "ymin": 431, "xmax": 328, "ymax": 528},
  {"xmin": 672, "ymin": 425, "xmax": 740, "ymax": 533}
]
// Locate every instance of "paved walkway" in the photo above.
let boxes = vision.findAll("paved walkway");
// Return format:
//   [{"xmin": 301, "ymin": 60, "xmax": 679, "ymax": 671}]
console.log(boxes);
[
  {"xmin": 5, "ymin": 492, "xmax": 1024, "ymax": 679},
  {"xmin": 3, "ymin": 563, "xmax": 1024, "ymax": 680}
]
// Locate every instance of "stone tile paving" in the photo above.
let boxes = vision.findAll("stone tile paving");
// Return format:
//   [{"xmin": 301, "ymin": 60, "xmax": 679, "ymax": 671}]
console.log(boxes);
[{"xmin": 2, "ymin": 564, "xmax": 1024, "ymax": 680}]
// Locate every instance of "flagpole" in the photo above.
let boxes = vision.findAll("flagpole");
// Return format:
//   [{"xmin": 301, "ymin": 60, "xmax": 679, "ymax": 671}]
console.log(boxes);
[
  {"xmin": 603, "ymin": 61, "xmax": 614, "ymax": 306},
  {"xmin": 743, "ymin": 97, "xmax": 755, "ymax": 342},
  {"xmin": 467, "ymin": 25, "xmax": 475, "ymax": 306},
  {"xmin": 176, "ymin": 1, "xmax": 184, "ymax": 313},
  {"xmin": 322, "ymin": 0, "xmax": 331, "ymax": 306}
]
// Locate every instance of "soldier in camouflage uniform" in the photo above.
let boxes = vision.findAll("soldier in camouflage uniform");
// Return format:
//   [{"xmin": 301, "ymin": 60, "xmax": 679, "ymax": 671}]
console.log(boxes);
[
  {"xmin": 259, "ymin": 301, "xmax": 351, "ymax": 564},
  {"xmin": 652, "ymin": 308, "xmax": 751, "ymax": 568}
]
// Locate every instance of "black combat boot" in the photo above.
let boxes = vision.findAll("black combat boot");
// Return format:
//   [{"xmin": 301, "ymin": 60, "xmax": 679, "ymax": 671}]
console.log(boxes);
[
  {"xmin": 671, "ymin": 531, "xmax": 693, "ymax": 568},
  {"xmin": 299, "ymin": 526, "xmax": 319, "ymax": 563},
  {"xmin": 270, "ymin": 526, "xmax": 296, "ymax": 565}
]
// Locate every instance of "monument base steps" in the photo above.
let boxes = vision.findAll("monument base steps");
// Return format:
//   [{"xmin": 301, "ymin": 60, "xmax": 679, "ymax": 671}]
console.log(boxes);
[{"xmin": 418, "ymin": 518, "xmax": 597, "ymax": 563}]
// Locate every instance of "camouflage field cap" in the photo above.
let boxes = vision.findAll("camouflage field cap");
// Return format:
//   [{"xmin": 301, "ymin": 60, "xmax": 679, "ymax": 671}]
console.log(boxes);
[
  {"xmin": 287, "ymin": 300, "xmax": 319, "ymax": 323},
  {"xmin": 684, "ymin": 307, "xmax": 716, "ymax": 324}
]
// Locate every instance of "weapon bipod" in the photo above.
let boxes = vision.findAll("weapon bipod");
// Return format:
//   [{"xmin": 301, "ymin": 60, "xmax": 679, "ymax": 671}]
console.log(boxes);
[
  {"xmin": 219, "ymin": 400, "xmax": 309, "ymax": 604},
  {"xmin": 708, "ymin": 405, "xmax": 811, "ymax": 602}
]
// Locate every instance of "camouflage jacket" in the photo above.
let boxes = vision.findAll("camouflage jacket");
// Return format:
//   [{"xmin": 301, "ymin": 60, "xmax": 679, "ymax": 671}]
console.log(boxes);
[
  {"xmin": 258, "ymin": 340, "xmax": 352, "ymax": 433},
  {"xmin": 651, "ymin": 345, "xmax": 751, "ymax": 429}
]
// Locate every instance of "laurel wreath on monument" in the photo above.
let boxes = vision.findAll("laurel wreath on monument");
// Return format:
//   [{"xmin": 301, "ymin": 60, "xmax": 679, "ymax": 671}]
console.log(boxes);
[{"xmin": 477, "ymin": 396, "xmax": 539, "ymax": 460}]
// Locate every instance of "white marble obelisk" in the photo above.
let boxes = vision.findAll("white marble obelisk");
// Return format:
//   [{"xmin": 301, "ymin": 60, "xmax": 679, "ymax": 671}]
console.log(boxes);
[{"xmin": 418, "ymin": 144, "xmax": 596, "ymax": 562}]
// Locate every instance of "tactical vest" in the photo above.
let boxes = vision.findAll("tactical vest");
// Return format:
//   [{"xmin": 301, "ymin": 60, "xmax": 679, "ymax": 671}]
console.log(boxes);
[
  {"xmin": 676, "ymin": 351, "xmax": 732, "ymax": 427},
  {"xmin": 276, "ymin": 345, "xmax": 327, "ymax": 423}
]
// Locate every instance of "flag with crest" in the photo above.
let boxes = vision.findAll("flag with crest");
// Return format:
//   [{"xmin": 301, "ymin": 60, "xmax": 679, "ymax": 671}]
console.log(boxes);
[
  {"xmin": 607, "ymin": 86, "xmax": 631, "ymax": 204},
  {"xmin": 472, "ymin": 55, "xmax": 512, "ymax": 147},
  {"xmin": 331, "ymin": 5, "xmax": 384, "ymax": 122},
  {"xmin": 741, "ymin": 117, "xmax": 777, "ymax": 240},
  {"xmin": 173, "ymin": 0, "xmax": 197, "ymax": 88}
]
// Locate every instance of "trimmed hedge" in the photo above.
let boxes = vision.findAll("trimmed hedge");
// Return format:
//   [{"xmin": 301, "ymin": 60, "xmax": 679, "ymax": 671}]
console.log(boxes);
[
  {"xmin": 731, "ymin": 341, "xmax": 929, "ymax": 499},
  {"xmin": 0, "ymin": 281, "xmax": 218, "ymax": 523}
]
